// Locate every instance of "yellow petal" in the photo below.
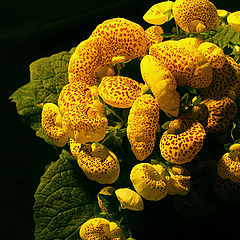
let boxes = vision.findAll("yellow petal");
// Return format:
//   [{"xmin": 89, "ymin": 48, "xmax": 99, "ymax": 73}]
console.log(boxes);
[
  {"xmin": 41, "ymin": 103, "xmax": 68, "ymax": 147},
  {"xmin": 98, "ymin": 76, "xmax": 144, "ymax": 108},
  {"xmin": 127, "ymin": 95, "xmax": 159, "ymax": 161},
  {"xmin": 227, "ymin": 11, "xmax": 240, "ymax": 33},
  {"xmin": 218, "ymin": 153, "xmax": 240, "ymax": 183},
  {"xmin": 80, "ymin": 218, "xmax": 125, "ymax": 240},
  {"xmin": 77, "ymin": 144, "xmax": 120, "ymax": 184},
  {"xmin": 217, "ymin": 9, "xmax": 229, "ymax": 18},
  {"xmin": 143, "ymin": 1, "xmax": 174, "ymax": 25},
  {"xmin": 198, "ymin": 42, "xmax": 226, "ymax": 68},
  {"xmin": 115, "ymin": 188, "xmax": 144, "ymax": 211},
  {"xmin": 130, "ymin": 163, "xmax": 168, "ymax": 201},
  {"xmin": 140, "ymin": 55, "xmax": 179, "ymax": 117}
]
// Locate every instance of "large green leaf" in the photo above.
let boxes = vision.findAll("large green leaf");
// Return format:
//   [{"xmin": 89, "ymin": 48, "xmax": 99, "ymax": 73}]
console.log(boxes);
[
  {"xmin": 10, "ymin": 48, "xmax": 75, "ymax": 139},
  {"xmin": 33, "ymin": 150, "xmax": 100, "ymax": 240}
]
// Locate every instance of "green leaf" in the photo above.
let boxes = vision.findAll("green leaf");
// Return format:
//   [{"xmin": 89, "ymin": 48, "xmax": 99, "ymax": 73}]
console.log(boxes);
[
  {"xmin": 10, "ymin": 82, "xmax": 42, "ymax": 130},
  {"xmin": 30, "ymin": 48, "xmax": 75, "ymax": 105},
  {"xmin": 161, "ymin": 121, "xmax": 171, "ymax": 130},
  {"xmin": 203, "ymin": 25, "xmax": 240, "ymax": 50},
  {"xmin": 10, "ymin": 48, "xmax": 75, "ymax": 140},
  {"xmin": 33, "ymin": 150, "xmax": 100, "ymax": 240}
]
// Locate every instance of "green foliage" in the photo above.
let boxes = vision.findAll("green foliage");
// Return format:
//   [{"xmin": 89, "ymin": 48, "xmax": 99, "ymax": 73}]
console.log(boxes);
[
  {"xmin": 10, "ymin": 48, "xmax": 75, "ymax": 142},
  {"xmin": 33, "ymin": 150, "xmax": 100, "ymax": 240}
]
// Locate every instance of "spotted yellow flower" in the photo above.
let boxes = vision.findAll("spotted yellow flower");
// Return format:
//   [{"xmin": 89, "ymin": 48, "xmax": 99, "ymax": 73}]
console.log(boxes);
[
  {"xmin": 160, "ymin": 118, "xmax": 206, "ymax": 164},
  {"xmin": 80, "ymin": 218, "xmax": 126, "ymax": 240},
  {"xmin": 218, "ymin": 148, "xmax": 240, "ymax": 183},
  {"xmin": 130, "ymin": 163, "xmax": 168, "ymax": 201},
  {"xmin": 77, "ymin": 143, "xmax": 120, "ymax": 184},
  {"xmin": 198, "ymin": 42, "xmax": 226, "ymax": 68},
  {"xmin": 62, "ymin": 100, "xmax": 108, "ymax": 144},
  {"xmin": 41, "ymin": 103, "xmax": 68, "ymax": 147},
  {"xmin": 98, "ymin": 76, "xmax": 144, "ymax": 108},
  {"xmin": 149, "ymin": 40, "xmax": 212, "ymax": 89},
  {"xmin": 173, "ymin": 0, "xmax": 218, "ymax": 32},
  {"xmin": 127, "ymin": 94, "xmax": 159, "ymax": 161},
  {"xmin": 91, "ymin": 18, "xmax": 148, "ymax": 61},
  {"xmin": 143, "ymin": 1, "xmax": 174, "ymax": 25},
  {"xmin": 166, "ymin": 165, "xmax": 191, "ymax": 195}
]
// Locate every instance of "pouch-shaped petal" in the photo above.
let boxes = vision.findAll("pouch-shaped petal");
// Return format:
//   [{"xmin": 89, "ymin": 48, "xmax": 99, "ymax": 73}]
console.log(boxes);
[
  {"xmin": 91, "ymin": 18, "xmax": 148, "ymax": 61},
  {"xmin": 200, "ymin": 97, "xmax": 237, "ymax": 133},
  {"xmin": 218, "ymin": 152, "xmax": 240, "ymax": 183},
  {"xmin": 201, "ymin": 55, "xmax": 240, "ymax": 100},
  {"xmin": 173, "ymin": 0, "xmax": 218, "ymax": 32},
  {"xmin": 166, "ymin": 165, "xmax": 191, "ymax": 195},
  {"xmin": 127, "ymin": 94, "xmax": 159, "ymax": 161},
  {"xmin": 198, "ymin": 42, "xmax": 226, "ymax": 68},
  {"xmin": 80, "ymin": 218, "xmax": 125, "ymax": 240},
  {"xmin": 58, "ymin": 82, "xmax": 96, "ymax": 114},
  {"xmin": 68, "ymin": 36, "xmax": 113, "ymax": 85},
  {"xmin": 130, "ymin": 163, "xmax": 168, "ymax": 201},
  {"xmin": 77, "ymin": 143, "xmax": 120, "ymax": 184},
  {"xmin": 145, "ymin": 26, "xmax": 164, "ymax": 49},
  {"xmin": 41, "ymin": 103, "xmax": 68, "ymax": 147},
  {"xmin": 98, "ymin": 76, "xmax": 144, "ymax": 108},
  {"xmin": 115, "ymin": 188, "xmax": 144, "ymax": 211},
  {"xmin": 149, "ymin": 40, "xmax": 212, "ymax": 89},
  {"xmin": 160, "ymin": 119, "xmax": 206, "ymax": 164},
  {"xmin": 69, "ymin": 138, "xmax": 82, "ymax": 158},
  {"xmin": 143, "ymin": 1, "xmax": 174, "ymax": 25},
  {"xmin": 227, "ymin": 11, "xmax": 240, "ymax": 33},
  {"xmin": 62, "ymin": 100, "xmax": 108, "ymax": 144},
  {"xmin": 140, "ymin": 55, "xmax": 180, "ymax": 117}
]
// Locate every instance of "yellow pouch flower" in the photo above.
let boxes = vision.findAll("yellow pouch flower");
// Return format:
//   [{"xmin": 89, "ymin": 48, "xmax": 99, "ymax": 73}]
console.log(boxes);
[
  {"xmin": 143, "ymin": 1, "xmax": 174, "ymax": 25},
  {"xmin": 115, "ymin": 188, "xmax": 144, "ymax": 211}
]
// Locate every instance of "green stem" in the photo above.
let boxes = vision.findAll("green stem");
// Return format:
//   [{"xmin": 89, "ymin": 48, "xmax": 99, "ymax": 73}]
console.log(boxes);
[{"xmin": 105, "ymin": 105, "xmax": 125, "ymax": 123}]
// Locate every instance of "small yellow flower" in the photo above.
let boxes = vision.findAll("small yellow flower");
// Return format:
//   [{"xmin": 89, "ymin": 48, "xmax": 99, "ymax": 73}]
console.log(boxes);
[
  {"xmin": 62, "ymin": 100, "xmax": 108, "ymax": 144},
  {"xmin": 98, "ymin": 76, "xmax": 144, "ymax": 108},
  {"xmin": 130, "ymin": 163, "xmax": 168, "ymax": 201},
  {"xmin": 127, "ymin": 94, "xmax": 159, "ymax": 161},
  {"xmin": 115, "ymin": 188, "xmax": 144, "ymax": 211},
  {"xmin": 140, "ymin": 54, "xmax": 180, "ymax": 117},
  {"xmin": 143, "ymin": 1, "xmax": 174, "ymax": 25},
  {"xmin": 166, "ymin": 165, "xmax": 191, "ymax": 195},
  {"xmin": 198, "ymin": 42, "xmax": 226, "ymax": 68},
  {"xmin": 218, "ymin": 148, "xmax": 240, "ymax": 183},
  {"xmin": 217, "ymin": 9, "xmax": 229, "ymax": 18},
  {"xmin": 149, "ymin": 40, "xmax": 213, "ymax": 89},
  {"xmin": 173, "ymin": 0, "xmax": 218, "ymax": 33},
  {"xmin": 41, "ymin": 103, "xmax": 68, "ymax": 147},
  {"xmin": 79, "ymin": 218, "xmax": 126, "ymax": 240},
  {"xmin": 160, "ymin": 118, "xmax": 206, "ymax": 164},
  {"xmin": 227, "ymin": 11, "xmax": 240, "ymax": 33},
  {"xmin": 77, "ymin": 143, "xmax": 120, "ymax": 184}
]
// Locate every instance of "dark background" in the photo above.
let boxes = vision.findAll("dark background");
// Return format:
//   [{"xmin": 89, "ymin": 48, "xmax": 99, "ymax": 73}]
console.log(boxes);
[{"xmin": 3, "ymin": 0, "xmax": 239, "ymax": 239}]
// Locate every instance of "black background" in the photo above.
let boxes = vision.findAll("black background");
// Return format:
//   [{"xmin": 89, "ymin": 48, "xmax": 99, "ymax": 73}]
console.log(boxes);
[{"xmin": 3, "ymin": 0, "xmax": 239, "ymax": 239}]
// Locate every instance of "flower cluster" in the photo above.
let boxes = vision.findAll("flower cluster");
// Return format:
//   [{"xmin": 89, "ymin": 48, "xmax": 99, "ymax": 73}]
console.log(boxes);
[{"xmin": 39, "ymin": 0, "xmax": 240, "ymax": 239}]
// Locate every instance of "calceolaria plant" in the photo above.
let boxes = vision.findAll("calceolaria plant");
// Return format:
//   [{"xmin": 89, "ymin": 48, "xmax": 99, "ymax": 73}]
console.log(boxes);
[{"xmin": 10, "ymin": 0, "xmax": 240, "ymax": 239}]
